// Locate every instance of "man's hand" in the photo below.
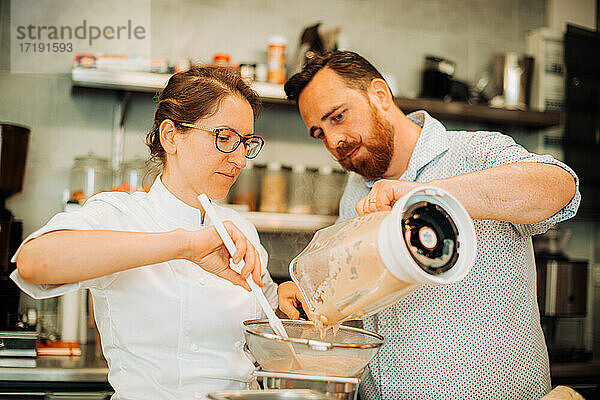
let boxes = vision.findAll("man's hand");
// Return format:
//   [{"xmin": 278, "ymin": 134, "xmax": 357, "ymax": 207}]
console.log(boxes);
[
  {"xmin": 277, "ymin": 281, "xmax": 310, "ymax": 320},
  {"xmin": 355, "ymin": 179, "xmax": 421, "ymax": 215}
]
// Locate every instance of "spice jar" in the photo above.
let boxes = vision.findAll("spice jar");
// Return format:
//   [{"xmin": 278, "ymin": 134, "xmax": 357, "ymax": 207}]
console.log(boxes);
[
  {"xmin": 267, "ymin": 35, "xmax": 287, "ymax": 84},
  {"xmin": 289, "ymin": 186, "xmax": 477, "ymax": 327},
  {"xmin": 69, "ymin": 154, "xmax": 112, "ymax": 204},
  {"xmin": 116, "ymin": 158, "xmax": 149, "ymax": 193},
  {"xmin": 259, "ymin": 161, "xmax": 288, "ymax": 213},
  {"xmin": 232, "ymin": 161, "xmax": 259, "ymax": 211},
  {"xmin": 213, "ymin": 53, "xmax": 231, "ymax": 67},
  {"xmin": 239, "ymin": 63, "xmax": 256, "ymax": 83},
  {"xmin": 287, "ymin": 164, "xmax": 313, "ymax": 214}
]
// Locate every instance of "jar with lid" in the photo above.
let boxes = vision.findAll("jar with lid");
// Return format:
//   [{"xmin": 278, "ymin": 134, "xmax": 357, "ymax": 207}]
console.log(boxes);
[
  {"xmin": 69, "ymin": 154, "xmax": 112, "ymax": 204},
  {"xmin": 213, "ymin": 53, "xmax": 231, "ymax": 68},
  {"xmin": 232, "ymin": 161, "xmax": 259, "ymax": 211},
  {"xmin": 116, "ymin": 158, "xmax": 150, "ymax": 193},
  {"xmin": 267, "ymin": 35, "xmax": 287, "ymax": 84},
  {"xmin": 259, "ymin": 161, "xmax": 288, "ymax": 213},
  {"xmin": 312, "ymin": 165, "xmax": 339, "ymax": 215},
  {"xmin": 289, "ymin": 186, "xmax": 476, "ymax": 328}
]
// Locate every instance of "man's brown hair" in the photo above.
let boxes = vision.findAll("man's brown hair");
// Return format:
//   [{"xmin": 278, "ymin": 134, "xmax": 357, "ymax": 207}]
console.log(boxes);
[{"xmin": 284, "ymin": 51, "xmax": 388, "ymax": 102}]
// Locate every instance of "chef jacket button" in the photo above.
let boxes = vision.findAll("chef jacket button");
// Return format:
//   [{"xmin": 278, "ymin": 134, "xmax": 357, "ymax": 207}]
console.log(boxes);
[
  {"xmin": 382, "ymin": 364, "xmax": 389, "ymax": 372},
  {"xmin": 191, "ymin": 343, "xmax": 199, "ymax": 352},
  {"xmin": 194, "ymin": 392, "xmax": 203, "ymax": 399},
  {"xmin": 235, "ymin": 340, "xmax": 244, "ymax": 349},
  {"xmin": 198, "ymin": 278, "xmax": 206, "ymax": 286}
]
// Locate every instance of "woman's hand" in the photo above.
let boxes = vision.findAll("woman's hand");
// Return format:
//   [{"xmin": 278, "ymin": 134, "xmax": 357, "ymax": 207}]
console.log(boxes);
[
  {"xmin": 184, "ymin": 221, "xmax": 262, "ymax": 291},
  {"xmin": 355, "ymin": 179, "xmax": 421, "ymax": 215},
  {"xmin": 277, "ymin": 281, "xmax": 309, "ymax": 320}
]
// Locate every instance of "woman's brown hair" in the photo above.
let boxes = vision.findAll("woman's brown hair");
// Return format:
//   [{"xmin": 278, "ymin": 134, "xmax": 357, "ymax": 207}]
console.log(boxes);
[{"xmin": 146, "ymin": 66, "xmax": 262, "ymax": 171}]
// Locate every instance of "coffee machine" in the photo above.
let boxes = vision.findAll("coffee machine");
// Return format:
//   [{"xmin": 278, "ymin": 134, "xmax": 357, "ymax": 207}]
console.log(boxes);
[{"xmin": 0, "ymin": 123, "xmax": 30, "ymax": 331}]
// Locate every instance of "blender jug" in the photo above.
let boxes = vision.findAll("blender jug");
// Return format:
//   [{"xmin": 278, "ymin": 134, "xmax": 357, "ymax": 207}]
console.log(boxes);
[{"xmin": 289, "ymin": 186, "xmax": 477, "ymax": 326}]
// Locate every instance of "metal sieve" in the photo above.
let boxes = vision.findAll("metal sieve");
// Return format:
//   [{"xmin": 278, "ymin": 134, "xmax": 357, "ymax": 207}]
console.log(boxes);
[{"xmin": 243, "ymin": 319, "xmax": 384, "ymax": 377}]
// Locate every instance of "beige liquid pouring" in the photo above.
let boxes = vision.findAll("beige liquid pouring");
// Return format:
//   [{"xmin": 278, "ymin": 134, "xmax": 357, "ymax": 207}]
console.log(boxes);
[{"xmin": 292, "ymin": 212, "xmax": 415, "ymax": 332}]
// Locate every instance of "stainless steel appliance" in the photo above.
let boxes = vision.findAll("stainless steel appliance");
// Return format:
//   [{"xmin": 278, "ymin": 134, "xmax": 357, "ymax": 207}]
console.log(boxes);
[
  {"xmin": 534, "ymin": 228, "xmax": 590, "ymax": 362},
  {"xmin": 491, "ymin": 53, "xmax": 534, "ymax": 110}
]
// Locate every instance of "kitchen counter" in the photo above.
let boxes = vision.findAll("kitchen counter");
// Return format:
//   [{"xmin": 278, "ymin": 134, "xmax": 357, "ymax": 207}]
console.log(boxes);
[
  {"xmin": 551, "ymin": 361, "xmax": 600, "ymax": 379},
  {"xmin": 0, "ymin": 344, "xmax": 108, "ymax": 383}
]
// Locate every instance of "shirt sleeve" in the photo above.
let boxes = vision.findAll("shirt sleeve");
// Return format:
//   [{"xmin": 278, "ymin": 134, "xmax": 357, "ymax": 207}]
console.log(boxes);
[
  {"xmin": 10, "ymin": 196, "xmax": 127, "ymax": 299},
  {"xmin": 467, "ymin": 132, "xmax": 581, "ymax": 237}
]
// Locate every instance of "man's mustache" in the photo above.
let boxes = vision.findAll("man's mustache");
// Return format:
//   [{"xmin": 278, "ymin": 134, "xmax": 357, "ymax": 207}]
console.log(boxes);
[{"xmin": 336, "ymin": 138, "xmax": 362, "ymax": 160}]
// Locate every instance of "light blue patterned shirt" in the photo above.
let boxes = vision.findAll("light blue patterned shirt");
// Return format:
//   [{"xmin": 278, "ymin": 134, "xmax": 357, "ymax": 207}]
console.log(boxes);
[{"xmin": 337, "ymin": 111, "xmax": 581, "ymax": 400}]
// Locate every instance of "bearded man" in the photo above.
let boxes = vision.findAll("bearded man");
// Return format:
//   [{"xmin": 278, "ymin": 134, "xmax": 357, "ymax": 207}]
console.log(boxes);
[{"xmin": 277, "ymin": 51, "xmax": 580, "ymax": 400}]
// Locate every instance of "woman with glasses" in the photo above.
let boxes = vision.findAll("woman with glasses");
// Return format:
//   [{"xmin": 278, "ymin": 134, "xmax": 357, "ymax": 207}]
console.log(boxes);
[{"xmin": 11, "ymin": 66, "xmax": 277, "ymax": 399}]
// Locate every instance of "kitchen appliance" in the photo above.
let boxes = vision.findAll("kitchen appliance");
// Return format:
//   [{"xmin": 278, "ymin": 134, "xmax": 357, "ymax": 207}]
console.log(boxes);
[
  {"xmin": 289, "ymin": 186, "xmax": 476, "ymax": 327},
  {"xmin": 534, "ymin": 228, "xmax": 590, "ymax": 362},
  {"xmin": 490, "ymin": 53, "xmax": 535, "ymax": 110},
  {"xmin": 243, "ymin": 319, "xmax": 383, "ymax": 399},
  {"xmin": 0, "ymin": 123, "xmax": 30, "ymax": 332},
  {"xmin": 420, "ymin": 56, "xmax": 456, "ymax": 100}
]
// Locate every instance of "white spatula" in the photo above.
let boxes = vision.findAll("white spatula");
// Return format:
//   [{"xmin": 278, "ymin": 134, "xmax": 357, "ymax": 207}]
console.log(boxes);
[{"xmin": 197, "ymin": 194, "xmax": 289, "ymax": 338}]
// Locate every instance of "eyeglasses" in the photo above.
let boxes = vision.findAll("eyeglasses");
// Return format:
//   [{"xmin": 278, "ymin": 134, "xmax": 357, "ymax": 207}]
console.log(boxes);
[{"xmin": 179, "ymin": 122, "xmax": 264, "ymax": 159}]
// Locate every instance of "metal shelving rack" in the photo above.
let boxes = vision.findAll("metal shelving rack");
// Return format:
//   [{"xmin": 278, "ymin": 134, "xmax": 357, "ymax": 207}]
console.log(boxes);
[{"xmin": 71, "ymin": 68, "xmax": 562, "ymax": 232}]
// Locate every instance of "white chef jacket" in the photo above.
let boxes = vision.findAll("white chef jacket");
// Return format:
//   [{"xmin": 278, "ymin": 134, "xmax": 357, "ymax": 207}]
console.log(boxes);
[{"xmin": 10, "ymin": 176, "xmax": 278, "ymax": 400}]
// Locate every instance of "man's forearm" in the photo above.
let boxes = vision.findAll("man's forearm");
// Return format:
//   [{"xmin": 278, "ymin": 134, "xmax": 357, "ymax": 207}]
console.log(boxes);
[{"xmin": 431, "ymin": 162, "xmax": 576, "ymax": 224}]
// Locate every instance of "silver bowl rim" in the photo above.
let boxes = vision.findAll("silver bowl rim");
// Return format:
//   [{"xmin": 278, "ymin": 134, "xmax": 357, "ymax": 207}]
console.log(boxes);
[{"xmin": 242, "ymin": 318, "xmax": 385, "ymax": 350}]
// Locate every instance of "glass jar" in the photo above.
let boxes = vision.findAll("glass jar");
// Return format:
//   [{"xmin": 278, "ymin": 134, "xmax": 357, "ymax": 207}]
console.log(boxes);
[
  {"xmin": 232, "ymin": 161, "xmax": 259, "ymax": 211},
  {"xmin": 287, "ymin": 164, "xmax": 313, "ymax": 214},
  {"xmin": 312, "ymin": 165, "xmax": 339, "ymax": 215},
  {"xmin": 259, "ymin": 162, "xmax": 288, "ymax": 213},
  {"xmin": 116, "ymin": 158, "xmax": 149, "ymax": 193},
  {"xmin": 289, "ymin": 186, "xmax": 476, "ymax": 327},
  {"xmin": 69, "ymin": 154, "xmax": 112, "ymax": 204}
]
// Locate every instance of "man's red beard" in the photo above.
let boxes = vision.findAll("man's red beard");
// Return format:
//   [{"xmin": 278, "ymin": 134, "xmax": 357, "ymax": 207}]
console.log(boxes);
[{"xmin": 336, "ymin": 104, "xmax": 394, "ymax": 180}]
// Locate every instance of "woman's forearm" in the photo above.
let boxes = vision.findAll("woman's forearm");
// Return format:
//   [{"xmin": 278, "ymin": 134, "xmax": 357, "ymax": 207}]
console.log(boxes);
[{"xmin": 16, "ymin": 229, "xmax": 190, "ymax": 284}]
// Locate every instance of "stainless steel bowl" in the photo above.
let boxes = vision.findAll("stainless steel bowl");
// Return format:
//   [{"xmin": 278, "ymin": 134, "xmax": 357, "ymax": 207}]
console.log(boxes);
[
  {"xmin": 207, "ymin": 389, "xmax": 331, "ymax": 399},
  {"xmin": 243, "ymin": 319, "xmax": 384, "ymax": 377}
]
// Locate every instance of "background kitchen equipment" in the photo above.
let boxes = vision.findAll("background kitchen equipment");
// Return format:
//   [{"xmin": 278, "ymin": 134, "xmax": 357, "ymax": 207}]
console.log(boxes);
[
  {"xmin": 420, "ymin": 56, "xmax": 456, "ymax": 100},
  {"xmin": 489, "ymin": 53, "xmax": 535, "ymax": 110},
  {"xmin": 534, "ymin": 227, "xmax": 591, "ymax": 362},
  {"xmin": 0, "ymin": 123, "xmax": 30, "ymax": 333}
]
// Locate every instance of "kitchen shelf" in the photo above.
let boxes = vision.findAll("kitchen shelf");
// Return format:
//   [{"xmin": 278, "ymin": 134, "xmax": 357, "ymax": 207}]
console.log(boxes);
[
  {"xmin": 392, "ymin": 97, "xmax": 561, "ymax": 128},
  {"xmin": 71, "ymin": 68, "xmax": 561, "ymax": 128},
  {"xmin": 239, "ymin": 211, "xmax": 336, "ymax": 233}
]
